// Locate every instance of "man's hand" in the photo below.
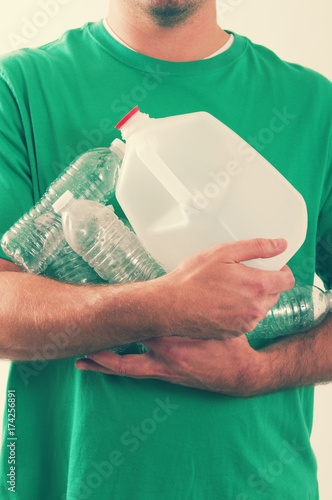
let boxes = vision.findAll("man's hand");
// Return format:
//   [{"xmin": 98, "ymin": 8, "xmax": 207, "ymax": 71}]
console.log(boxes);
[
  {"xmin": 76, "ymin": 315, "xmax": 332, "ymax": 397},
  {"xmin": 75, "ymin": 336, "xmax": 265, "ymax": 397},
  {"xmin": 152, "ymin": 237, "xmax": 295, "ymax": 339}
]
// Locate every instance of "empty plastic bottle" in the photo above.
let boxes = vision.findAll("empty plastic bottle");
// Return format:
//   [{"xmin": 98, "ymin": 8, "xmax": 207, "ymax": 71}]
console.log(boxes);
[
  {"xmin": 115, "ymin": 106, "xmax": 307, "ymax": 272},
  {"xmin": 52, "ymin": 191, "xmax": 165, "ymax": 353},
  {"xmin": 43, "ymin": 243, "xmax": 107, "ymax": 284},
  {"xmin": 246, "ymin": 285, "xmax": 332, "ymax": 341},
  {"xmin": 1, "ymin": 139, "xmax": 126, "ymax": 274},
  {"xmin": 52, "ymin": 191, "xmax": 166, "ymax": 283}
]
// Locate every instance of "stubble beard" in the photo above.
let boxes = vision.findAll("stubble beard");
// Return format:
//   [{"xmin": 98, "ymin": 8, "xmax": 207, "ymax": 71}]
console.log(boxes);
[{"xmin": 132, "ymin": 0, "xmax": 208, "ymax": 28}]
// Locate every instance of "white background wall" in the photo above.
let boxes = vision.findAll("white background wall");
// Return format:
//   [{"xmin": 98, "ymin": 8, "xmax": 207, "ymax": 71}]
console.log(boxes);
[{"xmin": 0, "ymin": 0, "xmax": 331, "ymax": 498}]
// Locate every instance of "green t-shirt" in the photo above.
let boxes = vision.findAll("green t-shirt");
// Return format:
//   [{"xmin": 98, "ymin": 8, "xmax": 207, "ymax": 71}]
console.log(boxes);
[{"xmin": 0, "ymin": 20, "xmax": 332, "ymax": 500}]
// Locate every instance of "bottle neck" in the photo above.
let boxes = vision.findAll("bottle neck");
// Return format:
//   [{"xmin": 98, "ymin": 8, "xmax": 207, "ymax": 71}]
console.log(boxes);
[
  {"xmin": 120, "ymin": 111, "xmax": 152, "ymax": 140},
  {"xmin": 52, "ymin": 190, "xmax": 75, "ymax": 215},
  {"xmin": 325, "ymin": 290, "xmax": 332, "ymax": 312},
  {"xmin": 110, "ymin": 138, "xmax": 126, "ymax": 160}
]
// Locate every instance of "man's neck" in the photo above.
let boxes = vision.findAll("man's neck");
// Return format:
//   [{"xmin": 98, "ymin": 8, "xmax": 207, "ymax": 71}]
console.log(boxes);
[{"xmin": 106, "ymin": 1, "xmax": 230, "ymax": 62}]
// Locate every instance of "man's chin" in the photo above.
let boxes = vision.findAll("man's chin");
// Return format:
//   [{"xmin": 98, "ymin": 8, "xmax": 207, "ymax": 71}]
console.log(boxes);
[
  {"xmin": 136, "ymin": 0, "xmax": 205, "ymax": 28},
  {"xmin": 151, "ymin": 4, "xmax": 199, "ymax": 27}
]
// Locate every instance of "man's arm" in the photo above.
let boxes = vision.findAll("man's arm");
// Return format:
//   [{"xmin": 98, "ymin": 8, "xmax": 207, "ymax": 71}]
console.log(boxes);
[
  {"xmin": 0, "ymin": 266, "xmax": 160, "ymax": 361},
  {"xmin": 257, "ymin": 315, "xmax": 332, "ymax": 393},
  {"xmin": 0, "ymin": 238, "xmax": 294, "ymax": 361},
  {"xmin": 76, "ymin": 315, "xmax": 332, "ymax": 397}
]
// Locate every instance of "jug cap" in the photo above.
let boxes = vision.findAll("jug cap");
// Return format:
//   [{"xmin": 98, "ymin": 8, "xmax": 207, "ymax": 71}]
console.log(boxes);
[{"xmin": 115, "ymin": 106, "xmax": 140, "ymax": 130}]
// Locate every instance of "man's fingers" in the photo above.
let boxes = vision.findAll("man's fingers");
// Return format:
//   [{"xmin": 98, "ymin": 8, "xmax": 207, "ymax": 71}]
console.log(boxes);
[
  {"xmin": 254, "ymin": 266, "xmax": 295, "ymax": 296},
  {"xmin": 75, "ymin": 358, "xmax": 116, "ymax": 374},
  {"xmin": 266, "ymin": 292, "xmax": 282, "ymax": 310},
  {"xmin": 87, "ymin": 350, "xmax": 120, "ymax": 366},
  {"xmin": 218, "ymin": 238, "xmax": 288, "ymax": 263},
  {"xmin": 76, "ymin": 350, "xmax": 161, "ymax": 378},
  {"xmin": 276, "ymin": 265, "xmax": 296, "ymax": 290}
]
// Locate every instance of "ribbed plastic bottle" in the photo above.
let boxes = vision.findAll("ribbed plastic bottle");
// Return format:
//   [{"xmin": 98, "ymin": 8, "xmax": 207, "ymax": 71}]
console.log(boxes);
[
  {"xmin": 246, "ymin": 285, "xmax": 332, "ymax": 341},
  {"xmin": 1, "ymin": 139, "xmax": 126, "ymax": 276},
  {"xmin": 52, "ymin": 191, "xmax": 165, "ymax": 354},
  {"xmin": 52, "ymin": 191, "xmax": 166, "ymax": 283},
  {"xmin": 43, "ymin": 244, "xmax": 107, "ymax": 284}
]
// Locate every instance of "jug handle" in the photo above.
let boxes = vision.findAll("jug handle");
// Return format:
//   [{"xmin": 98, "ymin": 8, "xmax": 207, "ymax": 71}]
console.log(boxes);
[{"xmin": 137, "ymin": 146, "xmax": 193, "ymax": 207}]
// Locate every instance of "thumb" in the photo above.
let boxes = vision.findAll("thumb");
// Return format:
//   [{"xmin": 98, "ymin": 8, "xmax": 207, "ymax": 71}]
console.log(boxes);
[{"xmin": 221, "ymin": 238, "xmax": 287, "ymax": 263}]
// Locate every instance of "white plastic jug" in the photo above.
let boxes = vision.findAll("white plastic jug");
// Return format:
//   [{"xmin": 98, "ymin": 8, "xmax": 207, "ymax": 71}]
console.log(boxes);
[{"xmin": 115, "ymin": 106, "xmax": 307, "ymax": 272}]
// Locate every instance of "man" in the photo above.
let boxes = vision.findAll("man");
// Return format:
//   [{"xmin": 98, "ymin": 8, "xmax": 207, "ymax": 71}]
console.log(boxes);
[{"xmin": 0, "ymin": 0, "xmax": 331, "ymax": 498}]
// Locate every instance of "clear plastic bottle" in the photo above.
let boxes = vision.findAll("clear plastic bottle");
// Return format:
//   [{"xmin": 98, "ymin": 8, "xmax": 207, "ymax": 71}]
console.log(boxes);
[
  {"xmin": 1, "ymin": 139, "xmax": 126, "ymax": 274},
  {"xmin": 52, "ymin": 191, "xmax": 166, "ymax": 283},
  {"xmin": 52, "ymin": 191, "xmax": 165, "ymax": 353},
  {"xmin": 43, "ymin": 243, "xmax": 107, "ymax": 284},
  {"xmin": 43, "ymin": 216, "xmax": 140, "ymax": 285},
  {"xmin": 246, "ymin": 285, "xmax": 332, "ymax": 341}
]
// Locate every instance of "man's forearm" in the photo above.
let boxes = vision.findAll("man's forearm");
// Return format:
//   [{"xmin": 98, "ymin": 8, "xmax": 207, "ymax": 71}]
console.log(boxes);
[
  {"xmin": 0, "ymin": 272, "xmax": 162, "ymax": 360},
  {"xmin": 0, "ymin": 238, "xmax": 295, "ymax": 362},
  {"xmin": 258, "ymin": 315, "xmax": 332, "ymax": 394}
]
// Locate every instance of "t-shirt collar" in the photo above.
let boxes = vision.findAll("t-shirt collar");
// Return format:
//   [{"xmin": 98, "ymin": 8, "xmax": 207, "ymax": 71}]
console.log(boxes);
[{"xmin": 88, "ymin": 20, "xmax": 248, "ymax": 75}]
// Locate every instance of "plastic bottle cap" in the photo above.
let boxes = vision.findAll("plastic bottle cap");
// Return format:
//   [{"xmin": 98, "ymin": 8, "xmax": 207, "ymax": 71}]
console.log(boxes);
[
  {"xmin": 52, "ymin": 190, "xmax": 74, "ymax": 214},
  {"xmin": 115, "ymin": 106, "xmax": 140, "ymax": 130},
  {"xmin": 327, "ymin": 290, "xmax": 332, "ymax": 312},
  {"xmin": 110, "ymin": 138, "xmax": 126, "ymax": 160}
]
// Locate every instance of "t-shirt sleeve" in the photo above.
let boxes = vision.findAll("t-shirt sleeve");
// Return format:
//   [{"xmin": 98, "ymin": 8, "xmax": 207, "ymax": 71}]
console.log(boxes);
[
  {"xmin": 316, "ymin": 133, "xmax": 332, "ymax": 289},
  {"xmin": 0, "ymin": 72, "xmax": 34, "ymax": 261}
]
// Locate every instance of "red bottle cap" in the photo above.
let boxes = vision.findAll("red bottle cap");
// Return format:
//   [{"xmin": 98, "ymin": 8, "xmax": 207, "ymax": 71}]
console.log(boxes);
[{"xmin": 115, "ymin": 106, "xmax": 140, "ymax": 130}]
